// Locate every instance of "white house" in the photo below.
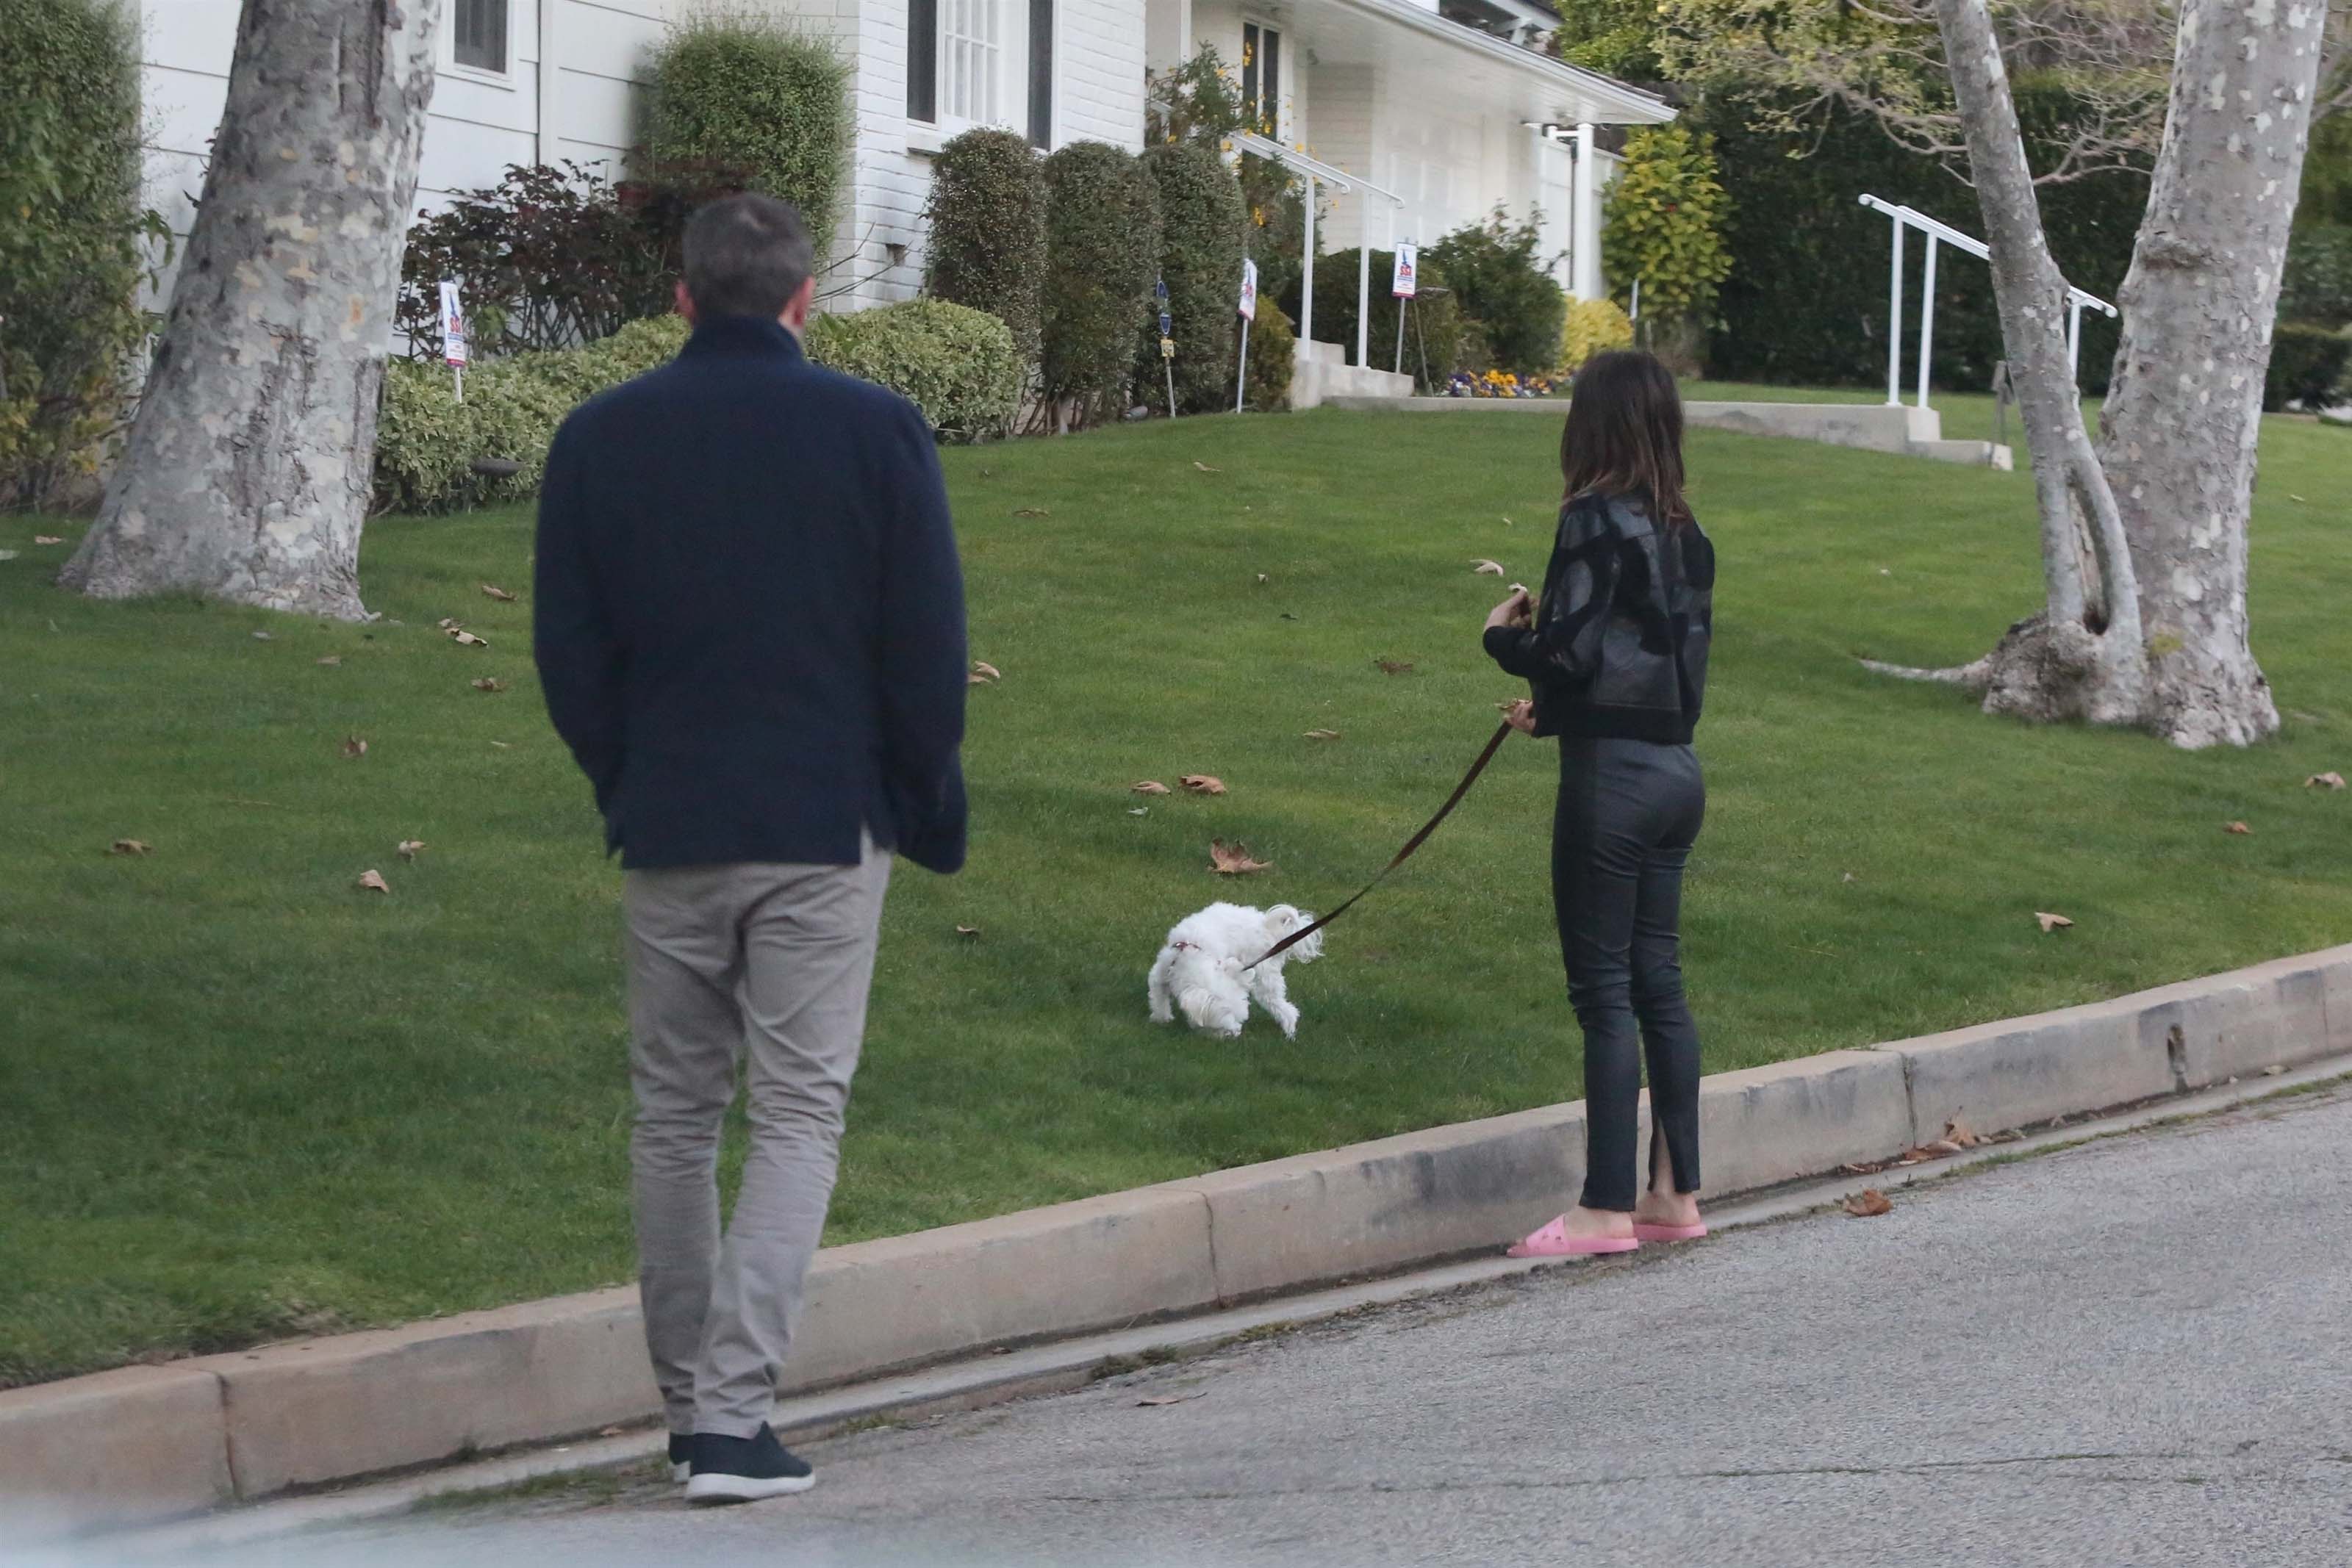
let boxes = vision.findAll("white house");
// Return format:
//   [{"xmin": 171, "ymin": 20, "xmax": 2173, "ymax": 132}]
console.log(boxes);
[{"xmin": 137, "ymin": 0, "xmax": 1669, "ymax": 364}]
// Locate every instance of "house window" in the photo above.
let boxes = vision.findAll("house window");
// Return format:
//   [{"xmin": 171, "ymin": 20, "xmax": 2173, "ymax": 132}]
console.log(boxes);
[
  {"xmin": 1241, "ymin": 23, "xmax": 1281, "ymax": 137},
  {"xmin": 452, "ymin": 0, "xmax": 509, "ymax": 76},
  {"xmin": 908, "ymin": 0, "xmax": 1055, "ymax": 145}
]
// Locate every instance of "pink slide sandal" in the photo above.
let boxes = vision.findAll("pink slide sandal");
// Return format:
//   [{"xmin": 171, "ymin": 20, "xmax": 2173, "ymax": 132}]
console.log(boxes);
[
  {"xmin": 1632, "ymin": 1221, "xmax": 1708, "ymax": 1243},
  {"xmin": 1506, "ymin": 1215, "xmax": 1640, "ymax": 1258}
]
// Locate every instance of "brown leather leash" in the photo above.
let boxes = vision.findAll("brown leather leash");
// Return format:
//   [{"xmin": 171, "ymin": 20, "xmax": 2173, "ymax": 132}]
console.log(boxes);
[{"xmin": 1247, "ymin": 720, "xmax": 1516, "ymax": 971}]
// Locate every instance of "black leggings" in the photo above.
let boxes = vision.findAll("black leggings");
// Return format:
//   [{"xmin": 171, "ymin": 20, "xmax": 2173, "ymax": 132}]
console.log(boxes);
[{"xmin": 1552, "ymin": 736, "xmax": 1707, "ymax": 1212}]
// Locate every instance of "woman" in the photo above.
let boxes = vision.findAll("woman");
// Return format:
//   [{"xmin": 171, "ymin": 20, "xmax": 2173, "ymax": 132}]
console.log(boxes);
[{"xmin": 1481, "ymin": 350, "xmax": 1715, "ymax": 1257}]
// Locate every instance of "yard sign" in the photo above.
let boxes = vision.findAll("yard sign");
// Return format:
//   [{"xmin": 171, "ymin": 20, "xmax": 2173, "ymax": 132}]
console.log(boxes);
[
  {"xmin": 439, "ymin": 278, "xmax": 468, "ymax": 403},
  {"xmin": 1391, "ymin": 243, "xmax": 1418, "ymax": 298},
  {"xmin": 1238, "ymin": 259, "xmax": 1259, "ymax": 323},
  {"xmin": 1234, "ymin": 259, "xmax": 1260, "ymax": 414}
]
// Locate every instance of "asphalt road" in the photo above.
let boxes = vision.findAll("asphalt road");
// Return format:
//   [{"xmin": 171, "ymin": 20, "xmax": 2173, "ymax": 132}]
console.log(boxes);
[{"xmin": 88, "ymin": 1083, "xmax": 2352, "ymax": 1568}]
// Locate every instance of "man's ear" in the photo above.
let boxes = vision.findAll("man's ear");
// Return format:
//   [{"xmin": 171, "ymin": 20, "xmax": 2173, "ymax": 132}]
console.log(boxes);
[
  {"xmin": 673, "ymin": 279, "xmax": 696, "ymax": 324},
  {"xmin": 779, "ymin": 274, "xmax": 817, "ymax": 335}
]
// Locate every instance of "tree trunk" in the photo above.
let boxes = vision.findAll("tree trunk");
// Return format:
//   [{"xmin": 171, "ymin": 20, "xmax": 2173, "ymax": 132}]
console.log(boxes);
[
  {"xmin": 1929, "ymin": 0, "xmax": 2149, "ymax": 728},
  {"xmin": 60, "ymin": 0, "xmax": 440, "ymax": 619},
  {"xmin": 2097, "ymin": 0, "xmax": 2323, "ymax": 749}
]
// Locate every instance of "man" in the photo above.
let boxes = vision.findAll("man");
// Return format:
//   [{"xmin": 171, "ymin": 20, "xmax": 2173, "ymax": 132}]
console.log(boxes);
[{"xmin": 534, "ymin": 193, "xmax": 967, "ymax": 1504}]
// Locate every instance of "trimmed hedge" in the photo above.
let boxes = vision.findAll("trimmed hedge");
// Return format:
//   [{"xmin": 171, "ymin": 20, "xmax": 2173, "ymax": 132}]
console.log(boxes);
[
  {"xmin": 1288, "ymin": 250, "xmax": 1467, "ymax": 392},
  {"xmin": 1139, "ymin": 141, "xmax": 1247, "ymax": 414},
  {"xmin": 1041, "ymin": 141, "xmax": 1162, "ymax": 425},
  {"xmin": 1561, "ymin": 298, "xmax": 1635, "ymax": 373},
  {"xmin": 803, "ymin": 298, "xmax": 1022, "ymax": 441},
  {"xmin": 0, "ymin": 0, "xmax": 146, "ymax": 508},
  {"xmin": 923, "ymin": 129, "xmax": 1047, "ymax": 364},
  {"xmin": 1244, "ymin": 299, "xmax": 1297, "ymax": 411},
  {"xmin": 1602, "ymin": 123, "xmax": 1732, "ymax": 330},
  {"xmin": 642, "ymin": 14, "xmax": 852, "ymax": 256},
  {"xmin": 376, "ymin": 301, "xmax": 1021, "ymax": 511},
  {"xmin": 1694, "ymin": 87, "xmax": 2145, "ymax": 392},
  {"xmin": 1427, "ymin": 211, "xmax": 1567, "ymax": 378},
  {"xmin": 2265, "ymin": 323, "xmax": 2351, "ymax": 412}
]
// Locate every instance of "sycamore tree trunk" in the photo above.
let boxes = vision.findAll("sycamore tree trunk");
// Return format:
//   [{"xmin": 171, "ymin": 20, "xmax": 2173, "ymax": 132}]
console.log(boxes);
[
  {"xmin": 60, "ymin": 0, "xmax": 440, "ymax": 619},
  {"xmin": 1897, "ymin": 0, "xmax": 2322, "ymax": 748},
  {"xmin": 2098, "ymin": 0, "xmax": 2323, "ymax": 748}
]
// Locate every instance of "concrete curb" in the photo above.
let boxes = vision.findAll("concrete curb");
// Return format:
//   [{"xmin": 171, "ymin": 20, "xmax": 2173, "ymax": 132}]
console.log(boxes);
[{"xmin": 7, "ymin": 942, "xmax": 2347, "ymax": 1534}]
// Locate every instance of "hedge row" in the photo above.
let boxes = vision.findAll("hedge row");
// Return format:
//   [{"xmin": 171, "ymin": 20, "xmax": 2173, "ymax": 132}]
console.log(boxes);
[
  {"xmin": 1041, "ymin": 141, "xmax": 1163, "ymax": 424},
  {"xmin": 375, "ymin": 301, "xmax": 1022, "ymax": 512}
]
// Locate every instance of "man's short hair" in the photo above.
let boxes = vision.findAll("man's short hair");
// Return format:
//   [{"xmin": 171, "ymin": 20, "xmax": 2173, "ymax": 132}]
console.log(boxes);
[{"xmin": 683, "ymin": 194, "xmax": 815, "ymax": 320}]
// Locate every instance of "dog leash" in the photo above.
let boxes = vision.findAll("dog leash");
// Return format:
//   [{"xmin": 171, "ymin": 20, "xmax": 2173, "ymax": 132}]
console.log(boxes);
[{"xmin": 1246, "ymin": 719, "xmax": 1516, "ymax": 971}]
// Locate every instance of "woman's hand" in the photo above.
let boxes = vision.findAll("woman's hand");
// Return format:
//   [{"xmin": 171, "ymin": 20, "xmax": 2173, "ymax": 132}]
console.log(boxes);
[
  {"xmin": 1502, "ymin": 698, "xmax": 1538, "ymax": 736},
  {"xmin": 1485, "ymin": 589, "xmax": 1532, "ymax": 632}
]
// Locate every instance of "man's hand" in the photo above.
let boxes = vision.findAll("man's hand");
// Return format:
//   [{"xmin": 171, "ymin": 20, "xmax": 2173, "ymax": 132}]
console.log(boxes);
[
  {"xmin": 1485, "ymin": 589, "xmax": 1532, "ymax": 633},
  {"xmin": 1502, "ymin": 698, "xmax": 1537, "ymax": 736}
]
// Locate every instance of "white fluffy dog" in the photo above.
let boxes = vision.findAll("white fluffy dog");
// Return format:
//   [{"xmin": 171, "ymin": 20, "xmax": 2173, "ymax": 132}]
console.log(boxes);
[{"xmin": 1147, "ymin": 902, "xmax": 1325, "ymax": 1040}]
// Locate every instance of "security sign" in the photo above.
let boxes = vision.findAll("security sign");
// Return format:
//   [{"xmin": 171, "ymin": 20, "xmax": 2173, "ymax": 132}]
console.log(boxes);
[
  {"xmin": 1238, "ymin": 258, "xmax": 1259, "ymax": 323},
  {"xmin": 1391, "ymin": 242, "xmax": 1418, "ymax": 300},
  {"xmin": 438, "ymin": 279, "xmax": 468, "ymax": 368}
]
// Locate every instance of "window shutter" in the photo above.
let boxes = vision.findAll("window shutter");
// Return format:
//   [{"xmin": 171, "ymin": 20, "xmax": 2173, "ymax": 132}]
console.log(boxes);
[
  {"xmin": 908, "ymin": 0, "xmax": 939, "ymax": 123},
  {"xmin": 1028, "ymin": 0, "xmax": 1053, "ymax": 147}
]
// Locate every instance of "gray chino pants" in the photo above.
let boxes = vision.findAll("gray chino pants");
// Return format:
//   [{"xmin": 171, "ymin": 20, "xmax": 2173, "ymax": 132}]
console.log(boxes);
[{"xmin": 623, "ymin": 839, "xmax": 892, "ymax": 1438}]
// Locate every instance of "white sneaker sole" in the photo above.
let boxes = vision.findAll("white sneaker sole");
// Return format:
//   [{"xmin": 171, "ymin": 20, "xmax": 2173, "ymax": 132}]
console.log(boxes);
[{"xmin": 684, "ymin": 1472, "xmax": 817, "ymax": 1504}]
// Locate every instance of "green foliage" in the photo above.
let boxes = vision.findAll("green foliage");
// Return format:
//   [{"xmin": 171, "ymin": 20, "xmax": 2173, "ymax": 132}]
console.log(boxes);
[
  {"xmin": 803, "ymin": 299, "xmax": 1023, "ymax": 442},
  {"xmin": 922, "ymin": 129, "xmax": 1047, "ymax": 364},
  {"xmin": 1144, "ymin": 46, "xmax": 1309, "ymax": 311},
  {"xmin": 1040, "ymin": 142, "xmax": 1163, "ymax": 425},
  {"xmin": 2303, "ymin": 112, "xmax": 2352, "ymax": 229},
  {"xmin": 1244, "ymin": 299, "xmax": 1296, "ymax": 411},
  {"xmin": 642, "ymin": 12, "xmax": 852, "ymax": 256},
  {"xmin": 1603, "ymin": 123, "xmax": 1734, "ymax": 330},
  {"xmin": 1561, "ymin": 298, "xmax": 1636, "ymax": 373},
  {"xmin": 2265, "ymin": 324, "xmax": 2351, "ymax": 412},
  {"xmin": 1549, "ymin": 0, "xmax": 1668, "ymax": 81},
  {"xmin": 1291, "ymin": 251, "xmax": 1467, "ymax": 392},
  {"xmin": 1693, "ymin": 87, "xmax": 2145, "ymax": 392},
  {"xmin": 1139, "ymin": 142, "xmax": 1246, "ymax": 414},
  {"xmin": 1427, "ymin": 210, "xmax": 1568, "ymax": 378},
  {"xmin": 0, "ymin": 0, "xmax": 148, "ymax": 507},
  {"xmin": 2282, "ymin": 223, "xmax": 2352, "ymax": 330}
]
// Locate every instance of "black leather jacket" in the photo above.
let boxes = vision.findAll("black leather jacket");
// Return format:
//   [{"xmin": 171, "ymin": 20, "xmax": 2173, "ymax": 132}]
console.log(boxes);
[{"xmin": 1482, "ymin": 491, "xmax": 1713, "ymax": 744}]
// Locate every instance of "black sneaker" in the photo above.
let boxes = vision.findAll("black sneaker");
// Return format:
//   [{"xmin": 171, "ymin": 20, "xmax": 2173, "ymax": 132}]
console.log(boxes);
[
  {"xmin": 668, "ymin": 1433, "xmax": 692, "ymax": 1484},
  {"xmin": 684, "ymin": 1424, "xmax": 816, "ymax": 1503}
]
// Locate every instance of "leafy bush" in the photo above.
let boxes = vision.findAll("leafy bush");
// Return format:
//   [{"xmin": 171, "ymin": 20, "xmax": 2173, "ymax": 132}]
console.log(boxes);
[
  {"xmin": 1144, "ymin": 47, "xmax": 1308, "ymax": 328},
  {"xmin": 1693, "ymin": 86, "xmax": 2143, "ymax": 392},
  {"xmin": 0, "ymin": 0, "xmax": 150, "ymax": 508},
  {"xmin": 1245, "ymin": 300, "xmax": 1297, "ymax": 411},
  {"xmin": 923, "ymin": 130, "xmax": 1047, "ymax": 363},
  {"xmin": 804, "ymin": 299, "xmax": 1022, "ymax": 441},
  {"xmin": 1041, "ymin": 142, "xmax": 1162, "ymax": 427},
  {"xmin": 1561, "ymin": 298, "xmax": 1635, "ymax": 373},
  {"xmin": 1140, "ymin": 142, "xmax": 1246, "ymax": 414},
  {"xmin": 1427, "ymin": 211, "xmax": 1567, "ymax": 378},
  {"xmin": 1603, "ymin": 123, "xmax": 1733, "ymax": 331},
  {"xmin": 2281, "ymin": 224, "xmax": 2352, "ymax": 330},
  {"xmin": 643, "ymin": 12, "xmax": 852, "ymax": 256},
  {"xmin": 1288, "ymin": 250, "xmax": 1466, "ymax": 392},
  {"xmin": 2265, "ymin": 323, "xmax": 2351, "ymax": 412}
]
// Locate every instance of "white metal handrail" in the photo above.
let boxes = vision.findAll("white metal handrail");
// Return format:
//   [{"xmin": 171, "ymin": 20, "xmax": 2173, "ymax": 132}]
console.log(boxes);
[
  {"xmin": 1859, "ymin": 193, "xmax": 2118, "ymax": 409},
  {"xmin": 1233, "ymin": 131, "xmax": 1408, "ymax": 374}
]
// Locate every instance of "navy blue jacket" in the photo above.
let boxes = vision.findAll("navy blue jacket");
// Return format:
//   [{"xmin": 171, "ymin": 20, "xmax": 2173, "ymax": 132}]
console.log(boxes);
[{"xmin": 533, "ymin": 314, "xmax": 968, "ymax": 874}]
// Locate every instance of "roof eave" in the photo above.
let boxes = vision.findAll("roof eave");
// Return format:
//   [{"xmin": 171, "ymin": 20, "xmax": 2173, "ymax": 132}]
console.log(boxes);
[{"xmin": 1338, "ymin": 0, "xmax": 1677, "ymax": 125}]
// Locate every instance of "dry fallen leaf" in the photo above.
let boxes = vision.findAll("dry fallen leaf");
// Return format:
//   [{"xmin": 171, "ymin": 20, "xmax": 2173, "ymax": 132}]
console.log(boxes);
[
  {"xmin": 398, "ymin": 840, "xmax": 426, "ymax": 861},
  {"xmin": 1193, "ymin": 460, "xmax": 1221, "ymax": 472},
  {"xmin": 473, "ymin": 677, "xmax": 507, "ymax": 693},
  {"xmin": 955, "ymin": 924, "xmax": 980, "ymax": 939},
  {"xmin": 357, "ymin": 869, "xmax": 391, "ymax": 893},
  {"xmin": 109, "ymin": 838, "xmax": 152, "ymax": 857},
  {"xmin": 480, "ymin": 583, "xmax": 517, "ymax": 603},
  {"xmin": 447, "ymin": 628, "xmax": 489, "ymax": 647},
  {"xmin": 251, "ymin": 630, "xmax": 273, "ymax": 641},
  {"xmin": 1013, "ymin": 506, "xmax": 1050, "ymax": 517},
  {"xmin": 1470, "ymin": 558, "xmax": 1505, "ymax": 576},
  {"xmin": 1845, "ymin": 1189, "xmax": 1893, "ymax": 1218},
  {"xmin": 2307, "ymin": 772, "xmax": 2347, "ymax": 791},
  {"xmin": 2035, "ymin": 911, "xmax": 2074, "ymax": 933},
  {"xmin": 1304, "ymin": 729, "xmax": 1341, "ymax": 741},
  {"xmin": 437, "ymin": 618, "xmax": 462, "ymax": 630},
  {"xmin": 1920, "ymin": 1139, "xmax": 1965, "ymax": 1157},
  {"xmin": 1374, "ymin": 658, "xmax": 1415, "ymax": 676},
  {"xmin": 1137, "ymin": 1393, "xmax": 1201, "ymax": 1407},
  {"xmin": 33, "ymin": 535, "xmax": 64, "ymax": 546},
  {"xmin": 1127, "ymin": 807, "xmax": 1150, "ymax": 816},
  {"xmin": 1943, "ymin": 1116, "xmax": 1982, "ymax": 1148},
  {"xmin": 1209, "ymin": 839, "xmax": 1272, "ymax": 874},
  {"xmin": 316, "ymin": 655, "xmax": 342, "ymax": 667},
  {"xmin": 342, "ymin": 736, "xmax": 369, "ymax": 760},
  {"xmin": 1838, "ymin": 1160, "xmax": 1888, "ymax": 1176},
  {"xmin": 489, "ymin": 740, "xmax": 511, "ymax": 749},
  {"xmin": 1132, "ymin": 780, "xmax": 1172, "ymax": 796},
  {"xmin": 971, "ymin": 661, "xmax": 1002, "ymax": 683},
  {"xmin": 1256, "ymin": 572, "xmax": 1269, "ymax": 584},
  {"xmin": 1180, "ymin": 774, "xmax": 1227, "ymax": 795},
  {"xmin": 2226, "ymin": 820, "xmax": 2252, "ymax": 835}
]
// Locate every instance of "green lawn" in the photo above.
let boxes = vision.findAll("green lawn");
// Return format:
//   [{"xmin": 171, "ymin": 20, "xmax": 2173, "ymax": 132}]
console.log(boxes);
[{"xmin": 4, "ymin": 403, "xmax": 2349, "ymax": 1388}]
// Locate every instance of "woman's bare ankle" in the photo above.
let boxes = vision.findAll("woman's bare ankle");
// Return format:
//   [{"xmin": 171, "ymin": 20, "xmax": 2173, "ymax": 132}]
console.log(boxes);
[{"xmin": 1561, "ymin": 1205, "xmax": 1636, "ymax": 1238}]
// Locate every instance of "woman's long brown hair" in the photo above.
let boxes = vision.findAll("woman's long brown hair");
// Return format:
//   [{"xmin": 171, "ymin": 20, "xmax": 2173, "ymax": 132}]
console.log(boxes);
[{"xmin": 1559, "ymin": 349, "xmax": 1690, "ymax": 527}]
